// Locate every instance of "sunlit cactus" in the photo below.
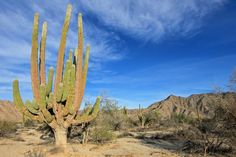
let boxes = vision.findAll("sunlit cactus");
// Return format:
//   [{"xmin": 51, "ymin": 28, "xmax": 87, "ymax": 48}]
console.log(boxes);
[{"xmin": 12, "ymin": 4, "xmax": 100, "ymax": 146}]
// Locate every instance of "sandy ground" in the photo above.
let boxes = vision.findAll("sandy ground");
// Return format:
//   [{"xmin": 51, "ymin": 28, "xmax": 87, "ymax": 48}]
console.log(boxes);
[{"xmin": 0, "ymin": 126, "xmax": 194, "ymax": 157}]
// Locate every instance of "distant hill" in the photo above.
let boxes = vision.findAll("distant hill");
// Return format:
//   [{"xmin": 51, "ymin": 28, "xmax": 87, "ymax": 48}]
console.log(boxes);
[
  {"xmin": 147, "ymin": 92, "xmax": 236, "ymax": 119},
  {"xmin": 1, "ymin": 92, "xmax": 235, "ymax": 122},
  {"xmin": 0, "ymin": 100, "xmax": 22, "ymax": 122}
]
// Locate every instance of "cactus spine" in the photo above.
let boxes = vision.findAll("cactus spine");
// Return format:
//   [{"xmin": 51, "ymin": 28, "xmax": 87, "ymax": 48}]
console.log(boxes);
[{"xmin": 12, "ymin": 4, "xmax": 100, "ymax": 146}]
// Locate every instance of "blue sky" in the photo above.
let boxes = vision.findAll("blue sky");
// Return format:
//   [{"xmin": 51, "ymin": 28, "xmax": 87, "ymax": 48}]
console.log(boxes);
[{"xmin": 0, "ymin": 0, "xmax": 235, "ymax": 108}]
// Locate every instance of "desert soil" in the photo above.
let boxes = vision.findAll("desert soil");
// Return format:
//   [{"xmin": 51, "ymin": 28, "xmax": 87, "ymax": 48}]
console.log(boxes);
[{"xmin": 0, "ymin": 125, "xmax": 192, "ymax": 157}]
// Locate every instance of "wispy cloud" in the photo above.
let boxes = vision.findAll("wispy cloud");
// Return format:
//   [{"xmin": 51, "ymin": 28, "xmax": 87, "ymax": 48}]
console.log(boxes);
[
  {"xmin": 0, "ymin": 0, "xmax": 230, "ymax": 108},
  {"xmin": 80, "ymin": 0, "xmax": 226, "ymax": 42},
  {"xmin": 0, "ymin": 0, "xmax": 125, "ymax": 100}
]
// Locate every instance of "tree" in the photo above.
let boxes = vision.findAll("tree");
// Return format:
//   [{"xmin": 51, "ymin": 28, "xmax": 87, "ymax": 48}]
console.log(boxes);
[{"xmin": 12, "ymin": 4, "xmax": 100, "ymax": 146}]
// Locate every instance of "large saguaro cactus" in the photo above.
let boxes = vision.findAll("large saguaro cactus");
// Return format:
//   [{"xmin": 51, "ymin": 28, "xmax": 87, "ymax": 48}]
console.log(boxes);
[{"xmin": 12, "ymin": 4, "xmax": 100, "ymax": 146}]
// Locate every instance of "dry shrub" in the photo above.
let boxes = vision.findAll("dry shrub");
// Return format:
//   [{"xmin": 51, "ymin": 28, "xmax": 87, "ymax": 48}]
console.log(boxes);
[
  {"xmin": 181, "ymin": 104, "xmax": 236, "ymax": 156},
  {"xmin": 24, "ymin": 148, "xmax": 46, "ymax": 157},
  {"xmin": 171, "ymin": 113, "xmax": 195, "ymax": 125},
  {"xmin": 91, "ymin": 126, "xmax": 116, "ymax": 144},
  {"xmin": 93, "ymin": 99, "xmax": 129, "ymax": 131},
  {"xmin": 136, "ymin": 110, "xmax": 161, "ymax": 128},
  {"xmin": 0, "ymin": 120, "xmax": 17, "ymax": 137},
  {"xmin": 23, "ymin": 119, "xmax": 35, "ymax": 127}
]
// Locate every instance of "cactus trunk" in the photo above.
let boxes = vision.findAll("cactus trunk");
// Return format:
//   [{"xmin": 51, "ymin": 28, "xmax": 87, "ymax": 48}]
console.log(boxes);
[{"xmin": 54, "ymin": 127, "xmax": 68, "ymax": 146}]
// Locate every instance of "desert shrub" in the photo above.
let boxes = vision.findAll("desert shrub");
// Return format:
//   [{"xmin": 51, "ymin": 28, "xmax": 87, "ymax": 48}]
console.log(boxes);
[
  {"xmin": 91, "ymin": 127, "xmax": 116, "ymax": 144},
  {"xmin": 24, "ymin": 149, "xmax": 46, "ymax": 157},
  {"xmin": 24, "ymin": 148, "xmax": 46, "ymax": 157},
  {"xmin": 181, "ymin": 104, "xmax": 235, "ymax": 156},
  {"xmin": 0, "ymin": 120, "xmax": 17, "ymax": 137},
  {"xmin": 135, "ymin": 110, "xmax": 161, "ymax": 128},
  {"xmin": 93, "ymin": 99, "xmax": 129, "ymax": 131},
  {"xmin": 171, "ymin": 113, "xmax": 195, "ymax": 124},
  {"xmin": 23, "ymin": 119, "xmax": 35, "ymax": 127}
]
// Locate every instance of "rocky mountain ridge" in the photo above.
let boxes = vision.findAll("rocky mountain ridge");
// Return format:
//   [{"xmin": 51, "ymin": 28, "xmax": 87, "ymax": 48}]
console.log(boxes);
[
  {"xmin": 147, "ymin": 92, "xmax": 236, "ymax": 119},
  {"xmin": 1, "ymin": 92, "xmax": 235, "ymax": 122}
]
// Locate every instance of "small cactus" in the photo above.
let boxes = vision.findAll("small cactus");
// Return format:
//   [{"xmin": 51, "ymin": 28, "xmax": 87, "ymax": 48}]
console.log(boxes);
[{"xmin": 12, "ymin": 4, "xmax": 100, "ymax": 146}]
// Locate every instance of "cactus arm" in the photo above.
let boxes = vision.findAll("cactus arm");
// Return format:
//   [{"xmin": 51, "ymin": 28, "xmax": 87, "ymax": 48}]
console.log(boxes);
[
  {"xmin": 39, "ymin": 84, "xmax": 47, "ymax": 108},
  {"xmin": 54, "ymin": 4, "xmax": 72, "ymax": 95},
  {"xmin": 69, "ymin": 49, "xmax": 73, "ymax": 63},
  {"xmin": 56, "ymin": 83, "xmax": 63, "ymax": 102},
  {"xmin": 83, "ymin": 105, "xmax": 93, "ymax": 115},
  {"xmin": 25, "ymin": 100, "xmax": 39, "ymax": 114},
  {"xmin": 70, "ymin": 64, "xmax": 76, "ymax": 86},
  {"xmin": 25, "ymin": 111, "xmax": 42, "ymax": 121},
  {"xmin": 81, "ymin": 45, "xmax": 90, "ymax": 96},
  {"xmin": 13, "ymin": 80, "xmax": 42, "ymax": 121},
  {"xmin": 47, "ymin": 92, "xmax": 54, "ymax": 109},
  {"xmin": 39, "ymin": 22, "xmax": 47, "ymax": 85},
  {"xmin": 31, "ymin": 99, "xmax": 39, "ymax": 110},
  {"xmin": 13, "ymin": 80, "xmax": 26, "ymax": 113},
  {"xmin": 62, "ymin": 64, "xmax": 76, "ymax": 116},
  {"xmin": 61, "ymin": 60, "xmax": 71, "ymax": 101},
  {"xmin": 72, "ymin": 97, "xmax": 100, "ymax": 125},
  {"xmin": 31, "ymin": 13, "xmax": 40, "ymax": 101},
  {"xmin": 74, "ymin": 45, "xmax": 90, "ymax": 112},
  {"xmin": 73, "ymin": 13, "xmax": 84, "ymax": 112},
  {"xmin": 62, "ymin": 92, "xmax": 74, "ymax": 116},
  {"xmin": 46, "ymin": 67, "xmax": 54, "ymax": 96},
  {"xmin": 39, "ymin": 84, "xmax": 54, "ymax": 123},
  {"xmin": 73, "ymin": 48, "xmax": 78, "ymax": 65}
]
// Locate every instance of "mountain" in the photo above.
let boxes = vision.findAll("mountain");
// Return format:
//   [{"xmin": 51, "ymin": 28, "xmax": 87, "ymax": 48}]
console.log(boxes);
[
  {"xmin": 0, "ymin": 100, "xmax": 22, "ymax": 122},
  {"xmin": 1, "ymin": 92, "xmax": 235, "ymax": 122},
  {"xmin": 147, "ymin": 92, "xmax": 236, "ymax": 119}
]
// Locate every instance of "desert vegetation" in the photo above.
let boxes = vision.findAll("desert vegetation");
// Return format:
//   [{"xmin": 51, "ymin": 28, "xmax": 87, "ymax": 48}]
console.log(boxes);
[
  {"xmin": 0, "ymin": 2, "xmax": 235, "ymax": 157},
  {"xmin": 1, "ymin": 91, "xmax": 235, "ymax": 156}
]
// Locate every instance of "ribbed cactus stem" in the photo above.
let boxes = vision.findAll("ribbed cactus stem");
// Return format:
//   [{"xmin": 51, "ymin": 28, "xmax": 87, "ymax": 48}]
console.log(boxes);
[
  {"xmin": 39, "ymin": 84, "xmax": 47, "ymax": 108},
  {"xmin": 63, "ymin": 92, "xmax": 74, "ymax": 116},
  {"xmin": 73, "ymin": 48, "xmax": 78, "ymax": 65},
  {"xmin": 73, "ymin": 97, "xmax": 100, "ymax": 124},
  {"xmin": 76, "ymin": 45, "xmax": 90, "ymax": 110},
  {"xmin": 56, "ymin": 83, "xmax": 63, "ymax": 102},
  {"xmin": 73, "ymin": 13, "xmax": 84, "ymax": 112},
  {"xmin": 13, "ymin": 80, "xmax": 25, "ymax": 113},
  {"xmin": 39, "ymin": 22, "xmax": 47, "ymax": 85},
  {"xmin": 62, "ymin": 60, "xmax": 71, "ymax": 101},
  {"xmin": 54, "ymin": 4, "xmax": 72, "ymax": 95},
  {"xmin": 47, "ymin": 92, "xmax": 54, "ymax": 109},
  {"xmin": 31, "ymin": 13, "xmax": 40, "ymax": 101},
  {"xmin": 32, "ymin": 99, "xmax": 39, "ymax": 110},
  {"xmin": 81, "ymin": 45, "xmax": 90, "ymax": 90},
  {"xmin": 46, "ymin": 67, "xmax": 54, "ymax": 96},
  {"xmin": 83, "ymin": 105, "xmax": 93, "ymax": 115},
  {"xmin": 13, "ymin": 80, "xmax": 42, "ymax": 121},
  {"xmin": 70, "ymin": 65, "xmax": 75, "ymax": 87},
  {"xmin": 25, "ymin": 100, "xmax": 39, "ymax": 114},
  {"xmin": 69, "ymin": 49, "xmax": 73, "ymax": 63}
]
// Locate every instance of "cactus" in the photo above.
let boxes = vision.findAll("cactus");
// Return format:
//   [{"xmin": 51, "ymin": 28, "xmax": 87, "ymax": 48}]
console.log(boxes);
[
  {"xmin": 12, "ymin": 4, "xmax": 100, "ymax": 146},
  {"xmin": 138, "ymin": 104, "xmax": 145, "ymax": 128}
]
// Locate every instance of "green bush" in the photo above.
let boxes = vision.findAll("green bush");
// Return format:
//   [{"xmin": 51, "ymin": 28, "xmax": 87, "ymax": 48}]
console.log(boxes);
[
  {"xmin": 91, "ymin": 127, "xmax": 116, "ymax": 144},
  {"xmin": 0, "ymin": 120, "xmax": 17, "ymax": 137},
  {"xmin": 171, "ymin": 113, "xmax": 195, "ymax": 124},
  {"xmin": 93, "ymin": 99, "xmax": 129, "ymax": 131},
  {"xmin": 135, "ymin": 110, "xmax": 161, "ymax": 128}
]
